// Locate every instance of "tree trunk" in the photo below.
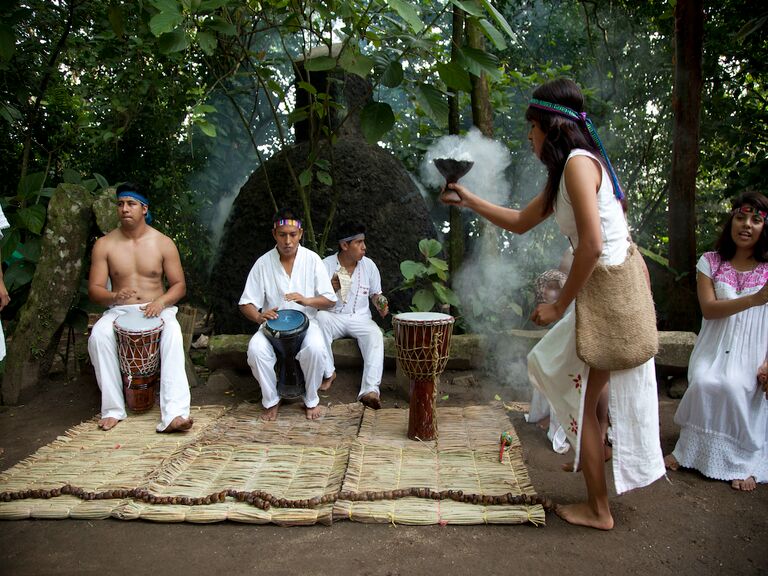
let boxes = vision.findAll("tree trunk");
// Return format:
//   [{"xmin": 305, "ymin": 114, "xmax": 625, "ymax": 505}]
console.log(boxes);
[
  {"xmin": 2, "ymin": 184, "xmax": 93, "ymax": 404},
  {"xmin": 666, "ymin": 0, "xmax": 703, "ymax": 331},
  {"xmin": 447, "ymin": 7, "xmax": 465, "ymax": 281}
]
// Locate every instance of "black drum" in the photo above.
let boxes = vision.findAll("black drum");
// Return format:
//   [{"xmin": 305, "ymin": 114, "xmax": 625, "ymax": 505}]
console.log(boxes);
[{"xmin": 264, "ymin": 309, "xmax": 310, "ymax": 399}]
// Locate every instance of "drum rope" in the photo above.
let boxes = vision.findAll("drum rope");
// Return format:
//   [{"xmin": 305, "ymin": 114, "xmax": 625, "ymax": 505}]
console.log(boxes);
[{"xmin": 0, "ymin": 484, "xmax": 556, "ymax": 511}]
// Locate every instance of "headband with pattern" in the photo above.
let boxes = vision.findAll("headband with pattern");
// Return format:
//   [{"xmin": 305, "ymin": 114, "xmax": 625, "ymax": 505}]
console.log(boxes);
[{"xmin": 529, "ymin": 98, "xmax": 624, "ymax": 201}]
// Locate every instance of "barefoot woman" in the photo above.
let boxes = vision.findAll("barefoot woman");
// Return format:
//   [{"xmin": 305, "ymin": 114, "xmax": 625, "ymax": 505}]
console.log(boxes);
[{"xmin": 443, "ymin": 79, "xmax": 665, "ymax": 529}]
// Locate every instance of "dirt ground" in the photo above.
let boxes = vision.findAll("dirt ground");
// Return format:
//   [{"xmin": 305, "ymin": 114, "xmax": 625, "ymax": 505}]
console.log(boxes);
[{"xmin": 0, "ymin": 361, "xmax": 766, "ymax": 576}]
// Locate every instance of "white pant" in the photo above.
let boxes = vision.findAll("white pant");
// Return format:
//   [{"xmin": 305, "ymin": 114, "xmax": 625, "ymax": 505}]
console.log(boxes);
[
  {"xmin": 316, "ymin": 311, "xmax": 383, "ymax": 398},
  {"xmin": 88, "ymin": 304, "xmax": 191, "ymax": 431},
  {"xmin": 247, "ymin": 320, "xmax": 326, "ymax": 409}
]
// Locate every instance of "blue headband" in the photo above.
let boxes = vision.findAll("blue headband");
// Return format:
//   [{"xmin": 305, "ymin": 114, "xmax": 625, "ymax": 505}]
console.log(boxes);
[
  {"xmin": 529, "ymin": 98, "xmax": 624, "ymax": 201},
  {"xmin": 117, "ymin": 191, "xmax": 153, "ymax": 224}
]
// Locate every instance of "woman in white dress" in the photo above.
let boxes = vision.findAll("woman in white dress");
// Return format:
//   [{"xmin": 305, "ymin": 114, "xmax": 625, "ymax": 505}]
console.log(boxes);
[
  {"xmin": 443, "ymin": 78, "xmax": 665, "ymax": 530},
  {"xmin": 665, "ymin": 191, "xmax": 768, "ymax": 491}
]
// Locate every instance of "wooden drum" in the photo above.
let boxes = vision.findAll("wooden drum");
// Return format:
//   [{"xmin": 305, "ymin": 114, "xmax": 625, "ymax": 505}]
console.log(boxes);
[
  {"xmin": 114, "ymin": 311, "xmax": 164, "ymax": 412},
  {"xmin": 392, "ymin": 312, "xmax": 454, "ymax": 441}
]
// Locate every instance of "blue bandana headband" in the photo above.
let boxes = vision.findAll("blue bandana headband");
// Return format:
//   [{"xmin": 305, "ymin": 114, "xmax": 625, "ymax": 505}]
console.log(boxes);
[
  {"xmin": 117, "ymin": 191, "xmax": 153, "ymax": 224},
  {"xmin": 339, "ymin": 233, "xmax": 365, "ymax": 244},
  {"xmin": 528, "ymin": 98, "xmax": 624, "ymax": 201}
]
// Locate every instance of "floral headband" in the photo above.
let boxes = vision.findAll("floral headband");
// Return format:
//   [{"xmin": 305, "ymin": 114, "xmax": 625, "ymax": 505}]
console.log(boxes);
[
  {"xmin": 528, "ymin": 98, "xmax": 624, "ymax": 201},
  {"xmin": 733, "ymin": 205, "xmax": 767, "ymax": 220},
  {"xmin": 273, "ymin": 218, "xmax": 302, "ymax": 229}
]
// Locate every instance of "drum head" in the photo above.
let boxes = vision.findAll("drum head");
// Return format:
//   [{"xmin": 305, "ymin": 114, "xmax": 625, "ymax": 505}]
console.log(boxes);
[
  {"xmin": 266, "ymin": 309, "xmax": 308, "ymax": 332},
  {"xmin": 394, "ymin": 312, "xmax": 454, "ymax": 323},
  {"xmin": 114, "ymin": 310, "xmax": 164, "ymax": 332}
]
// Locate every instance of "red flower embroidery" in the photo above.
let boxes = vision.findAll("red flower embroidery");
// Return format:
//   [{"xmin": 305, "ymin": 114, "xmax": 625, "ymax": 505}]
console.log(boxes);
[
  {"xmin": 569, "ymin": 417, "xmax": 578, "ymax": 435},
  {"xmin": 570, "ymin": 373, "xmax": 582, "ymax": 390}
]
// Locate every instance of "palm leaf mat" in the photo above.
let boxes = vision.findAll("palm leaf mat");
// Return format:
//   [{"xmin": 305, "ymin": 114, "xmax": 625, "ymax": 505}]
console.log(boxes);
[
  {"xmin": 333, "ymin": 406, "xmax": 544, "ymax": 526},
  {"xmin": 0, "ymin": 403, "xmax": 544, "ymax": 526}
]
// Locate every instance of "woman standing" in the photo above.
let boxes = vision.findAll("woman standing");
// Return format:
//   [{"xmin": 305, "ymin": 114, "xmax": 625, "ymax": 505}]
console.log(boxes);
[
  {"xmin": 665, "ymin": 191, "xmax": 768, "ymax": 491},
  {"xmin": 443, "ymin": 78, "xmax": 665, "ymax": 529}
]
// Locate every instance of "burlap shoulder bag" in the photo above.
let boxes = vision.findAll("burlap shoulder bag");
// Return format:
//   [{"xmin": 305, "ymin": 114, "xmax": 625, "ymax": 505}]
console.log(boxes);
[{"xmin": 575, "ymin": 243, "xmax": 659, "ymax": 370}]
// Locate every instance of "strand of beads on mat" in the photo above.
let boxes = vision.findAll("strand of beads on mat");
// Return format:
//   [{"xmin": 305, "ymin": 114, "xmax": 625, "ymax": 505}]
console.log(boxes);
[{"xmin": 0, "ymin": 485, "xmax": 555, "ymax": 511}]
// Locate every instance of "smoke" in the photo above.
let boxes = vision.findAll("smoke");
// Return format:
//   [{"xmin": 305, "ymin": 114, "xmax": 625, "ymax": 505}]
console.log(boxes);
[{"xmin": 419, "ymin": 127, "xmax": 567, "ymax": 399}]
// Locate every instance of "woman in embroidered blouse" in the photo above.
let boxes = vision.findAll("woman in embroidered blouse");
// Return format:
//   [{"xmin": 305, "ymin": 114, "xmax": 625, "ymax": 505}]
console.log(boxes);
[{"xmin": 665, "ymin": 191, "xmax": 768, "ymax": 491}]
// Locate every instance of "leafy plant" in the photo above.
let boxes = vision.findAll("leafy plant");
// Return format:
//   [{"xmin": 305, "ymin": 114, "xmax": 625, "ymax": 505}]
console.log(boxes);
[{"xmin": 397, "ymin": 238, "xmax": 460, "ymax": 312}]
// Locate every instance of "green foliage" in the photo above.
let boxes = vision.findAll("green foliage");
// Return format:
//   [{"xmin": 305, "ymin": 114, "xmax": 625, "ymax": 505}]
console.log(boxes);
[{"xmin": 398, "ymin": 238, "xmax": 460, "ymax": 312}]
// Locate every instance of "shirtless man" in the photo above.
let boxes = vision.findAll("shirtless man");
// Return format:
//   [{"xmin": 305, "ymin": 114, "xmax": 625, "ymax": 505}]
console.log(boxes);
[
  {"xmin": 239, "ymin": 208, "xmax": 336, "ymax": 421},
  {"xmin": 87, "ymin": 183, "xmax": 193, "ymax": 433}
]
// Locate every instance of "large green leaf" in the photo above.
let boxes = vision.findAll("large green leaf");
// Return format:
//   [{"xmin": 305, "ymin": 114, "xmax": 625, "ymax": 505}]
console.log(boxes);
[
  {"xmin": 16, "ymin": 172, "xmax": 46, "ymax": 201},
  {"xmin": 433, "ymin": 282, "xmax": 460, "ymax": 306},
  {"xmin": 338, "ymin": 50, "xmax": 374, "ymax": 79},
  {"xmin": 478, "ymin": 0, "xmax": 514, "ymax": 38},
  {"xmin": 427, "ymin": 256, "xmax": 448, "ymax": 271},
  {"xmin": 4, "ymin": 259, "xmax": 34, "ymax": 292},
  {"xmin": 196, "ymin": 30, "xmax": 217, "ymax": 55},
  {"xmin": 400, "ymin": 259, "xmax": 426, "ymax": 281},
  {"xmin": 457, "ymin": 47, "xmax": 502, "ymax": 80},
  {"xmin": 412, "ymin": 289, "xmax": 435, "ymax": 312},
  {"xmin": 386, "ymin": 0, "xmax": 423, "ymax": 32},
  {"xmin": 373, "ymin": 54, "xmax": 404, "ymax": 88},
  {"xmin": 63, "ymin": 168, "xmax": 82, "ymax": 184},
  {"xmin": 436, "ymin": 61, "xmax": 472, "ymax": 92},
  {"xmin": 477, "ymin": 18, "xmax": 506, "ymax": 50},
  {"xmin": 0, "ymin": 102, "xmax": 22, "ymax": 124},
  {"xmin": 316, "ymin": 170, "xmax": 333, "ymax": 186},
  {"xmin": 205, "ymin": 16, "xmax": 237, "ymax": 35},
  {"xmin": 449, "ymin": 0, "xmax": 484, "ymax": 17},
  {"xmin": 414, "ymin": 83, "xmax": 449, "ymax": 127},
  {"xmin": 17, "ymin": 204, "xmax": 46, "ymax": 234},
  {"xmin": 158, "ymin": 28, "xmax": 190, "ymax": 53},
  {"xmin": 360, "ymin": 102, "xmax": 395, "ymax": 145},
  {"xmin": 149, "ymin": 2, "xmax": 184, "ymax": 37},
  {"xmin": 419, "ymin": 238, "xmax": 442, "ymax": 258},
  {"xmin": 93, "ymin": 173, "xmax": 110, "ymax": 190}
]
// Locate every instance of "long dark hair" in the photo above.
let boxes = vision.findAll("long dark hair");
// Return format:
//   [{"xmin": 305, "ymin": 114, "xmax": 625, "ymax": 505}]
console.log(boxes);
[
  {"xmin": 525, "ymin": 79, "xmax": 607, "ymax": 214},
  {"xmin": 714, "ymin": 191, "xmax": 768, "ymax": 262}
]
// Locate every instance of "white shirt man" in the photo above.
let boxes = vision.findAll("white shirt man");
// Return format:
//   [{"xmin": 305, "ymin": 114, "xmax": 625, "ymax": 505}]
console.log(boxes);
[
  {"xmin": 316, "ymin": 227, "xmax": 388, "ymax": 408},
  {"xmin": 238, "ymin": 212, "xmax": 336, "ymax": 420}
]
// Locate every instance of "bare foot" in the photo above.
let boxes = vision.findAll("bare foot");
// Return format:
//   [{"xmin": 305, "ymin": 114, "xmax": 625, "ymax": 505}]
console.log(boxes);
[
  {"xmin": 664, "ymin": 453, "xmax": 680, "ymax": 471},
  {"xmin": 320, "ymin": 371, "xmax": 336, "ymax": 391},
  {"xmin": 562, "ymin": 444, "xmax": 612, "ymax": 472},
  {"xmin": 731, "ymin": 476, "xmax": 757, "ymax": 491},
  {"xmin": 260, "ymin": 404, "xmax": 279, "ymax": 422},
  {"xmin": 160, "ymin": 416, "xmax": 194, "ymax": 433},
  {"xmin": 359, "ymin": 392, "xmax": 381, "ymax": 410},
  {"xmin": 305, "ymin": 405, "xmax": 327, "ymax": 420},
  {"xmin": 536, "ymin": 415, "xmax": 550, "ymax": 431},
  {"xmin": 555, "ymin": 502, "xmax": 614, "ymax": 530},
  {"xmin": 98, "ymin": 417, "xmax": 120, "ymax": 431}
]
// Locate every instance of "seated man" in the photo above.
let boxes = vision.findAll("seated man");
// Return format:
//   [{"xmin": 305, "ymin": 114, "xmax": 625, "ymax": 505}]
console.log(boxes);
[
  {"xmin": 238, "ymin": 208, "xmax": 336, "ymax": 421},
  {"xmin": 316, "ymin": 222, "xmax": 389, "ymax": 409},
  {"xmin": 88, "ymin": 183, "xmax": 193, "ymax": 433}
]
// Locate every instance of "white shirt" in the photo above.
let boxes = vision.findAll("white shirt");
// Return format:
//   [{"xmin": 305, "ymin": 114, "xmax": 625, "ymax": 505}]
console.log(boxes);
[
  {"xmin": 239, "ymin": 245, "xmax": 336, "ymax": 320},
  {"xmin": 322, "ymin": 254, "xmax": 382, "ymax": 319}
]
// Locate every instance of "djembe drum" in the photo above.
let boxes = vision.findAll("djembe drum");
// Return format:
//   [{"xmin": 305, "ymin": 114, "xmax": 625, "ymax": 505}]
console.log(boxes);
[
  {"xmin": 393, "ymin": 312, "xmax": 455, "ymax": 441},
  {"xmin": 113, "ymin": 311, "xmax": 164, "ymax": 412},
  {"xmin": 264, "ymin": 309, "xmax": 310, "ymax": 399}
]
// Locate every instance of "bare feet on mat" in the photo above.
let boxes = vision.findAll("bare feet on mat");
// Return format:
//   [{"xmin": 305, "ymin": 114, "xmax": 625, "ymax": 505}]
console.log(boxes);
[
  {"xmin": 536, "ymin": 416, "xmax": 550, "ymax": 430},
  {"xmin": 161, "ymin": 416, "xmax": 194, "ymax": 432},
  {"xmin": 305, "ymin": 405, "xmax": 327, "ymax": 420},
  {"xmin": 320, "ymin": 371, "xmax": 336, "ymax": 391},
  {"xmin": 98, "ymin": 417, "xmax": 120, "ymax": 431},
  {"xmin": 731, "ymin": 476, "xmax": 757, "ymax": 491},
  {"xmin": 261, "ymin": 404, "xmax": 279, "ymax": 422},
  {"xmin": 360, "ymin": 392, "xmax": 381, "ymax": 410},
  {"xmin": 555, "ymin": 502, "xmax": 614, "ymax": 530},
  {"xmin": 562, "ymin": 444, "xmax": 612, "ymax": 472},
  {"xmin": 664, "ymin": 454, "xmax": 680, "ymax": 471}
]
